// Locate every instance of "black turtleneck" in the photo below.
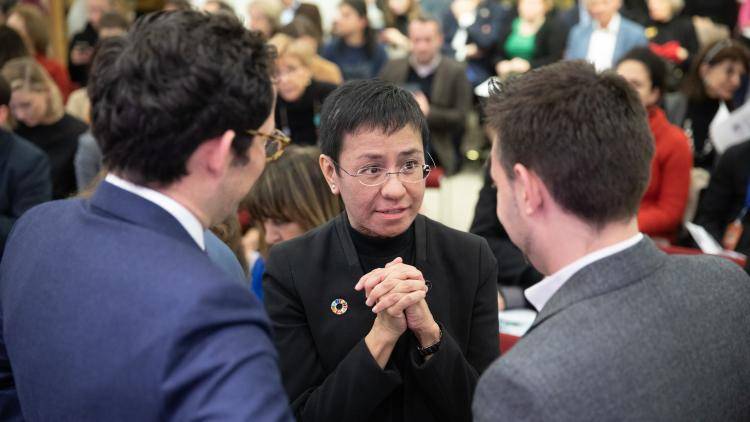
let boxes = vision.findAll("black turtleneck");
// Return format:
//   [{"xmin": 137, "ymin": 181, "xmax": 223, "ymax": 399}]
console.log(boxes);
[{"xmin": 348, "ymin": 220, "xmax": 415, "ymax": 274}]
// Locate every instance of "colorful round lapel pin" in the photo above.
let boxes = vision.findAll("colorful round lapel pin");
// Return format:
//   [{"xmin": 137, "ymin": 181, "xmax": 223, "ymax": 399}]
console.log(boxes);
[{"xmin": 330, "ymin": 298, "xmax": 348, "ymax": 315}]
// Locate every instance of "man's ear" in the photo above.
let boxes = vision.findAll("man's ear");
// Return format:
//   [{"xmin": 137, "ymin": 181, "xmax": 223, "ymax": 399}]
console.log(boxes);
[
  {"xmin": 319, "ymin": 154, "xmax": 339, "ymax": 194},
  {"xmin": 200, "ymin": 129, "xmax": 236, "ymax": 177},
  {"xmin": 513, "ymin": 163, "xmax": 545, "ymax": 216}
]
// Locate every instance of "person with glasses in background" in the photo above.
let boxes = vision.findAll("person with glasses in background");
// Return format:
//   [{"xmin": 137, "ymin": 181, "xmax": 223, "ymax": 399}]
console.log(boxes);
[{"xmin": 263, "ymin": 79, "xmax": 499, "ymax": 422}]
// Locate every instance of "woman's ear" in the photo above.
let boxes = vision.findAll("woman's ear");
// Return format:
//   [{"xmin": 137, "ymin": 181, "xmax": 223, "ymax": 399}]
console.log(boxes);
[{"xmin": 319, "ymin": 154, "xmax": 339, "ymax": 194}]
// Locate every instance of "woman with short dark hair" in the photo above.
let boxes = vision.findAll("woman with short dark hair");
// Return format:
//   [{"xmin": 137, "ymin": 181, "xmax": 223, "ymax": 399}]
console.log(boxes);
[{"xmin": 263, "ymin": 79, "xmax": 499, "ymax": 421}]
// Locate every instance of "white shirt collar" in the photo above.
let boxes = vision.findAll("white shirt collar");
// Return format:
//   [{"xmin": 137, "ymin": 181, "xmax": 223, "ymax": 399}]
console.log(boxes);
[
  {"xmin": 594, "ymin": 13, "xmax": 621, "ymax": 33},
  {"xmin": 105, "ymin": 173, "xmax": 206, "ymax": 250},
  {"xmin": 525, "ymin": 233, "xmax": 644, "ymax": 311},
  {"xmin": 409, "ymin": 54, "xmax": 442, "ymax": 78}
]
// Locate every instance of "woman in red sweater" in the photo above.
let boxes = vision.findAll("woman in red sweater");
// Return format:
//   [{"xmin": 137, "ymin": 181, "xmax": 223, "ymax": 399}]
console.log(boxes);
[{"xmin": 616, "ymin": 47, "xmax": 692, "ymax": 241}]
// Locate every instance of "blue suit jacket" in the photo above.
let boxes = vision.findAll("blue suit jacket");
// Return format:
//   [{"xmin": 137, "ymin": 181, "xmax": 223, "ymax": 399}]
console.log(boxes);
[
  {"xmin": 564, "ymin": 15, "xmax": 648, "ymax": 68},
  {"xmin": 0, "ymin": 181, "xmax": 292, "ymax": 421}
]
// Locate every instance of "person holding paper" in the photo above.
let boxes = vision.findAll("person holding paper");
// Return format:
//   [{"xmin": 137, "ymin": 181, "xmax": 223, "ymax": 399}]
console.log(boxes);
[
  {"xmin": 694, "ymin": 140, "xmax": 750, "ymax": 262},
  {"xmin": 664, "ymin": 39, "xmax": 750, "ymax": 169}
]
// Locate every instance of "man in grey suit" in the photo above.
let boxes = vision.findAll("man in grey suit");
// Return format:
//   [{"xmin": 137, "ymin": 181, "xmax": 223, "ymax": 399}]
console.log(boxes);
[{"xmin": 472, "ymin": 60, "xmax": 750, "ymax": 421}]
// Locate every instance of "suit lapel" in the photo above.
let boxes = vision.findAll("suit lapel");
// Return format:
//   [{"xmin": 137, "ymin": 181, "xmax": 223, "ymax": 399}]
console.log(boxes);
[
  {"xmin": 528, "ymin": 238, "xmax": 666, "ymax": 333},
  {"xmin": 90, "ymin": 181, "xmax": 201, "ymax": 251},
  {"xmin": 430, "ymin": 59, "xmax": 447, "ymax": 105}
]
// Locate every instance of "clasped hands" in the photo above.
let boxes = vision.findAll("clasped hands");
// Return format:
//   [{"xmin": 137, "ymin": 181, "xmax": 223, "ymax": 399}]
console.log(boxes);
[{"xmin": 355, "ymin": 257, "xmax": 440, "ymax": 350}]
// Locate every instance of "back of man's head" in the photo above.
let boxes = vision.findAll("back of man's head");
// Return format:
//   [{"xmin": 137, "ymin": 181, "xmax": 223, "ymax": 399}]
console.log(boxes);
[
  {"xmin": 486, "ymin": 60, "xmax": 654, "ymax": 228},
  {"xmin": 88, "ymin": 10, "xmax": 275, "ymax": 186}
]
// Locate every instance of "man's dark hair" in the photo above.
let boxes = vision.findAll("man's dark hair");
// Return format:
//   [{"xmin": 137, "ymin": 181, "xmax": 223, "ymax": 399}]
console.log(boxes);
[
  {"xmin": 617, "ymin": 47, "xmax": 668, "ymax": 96},
  {"xmin": 0, "ymin": 25, "xmax": 29, "ymax": 68},
  {"xmin": 409, "ymin": 13, "xmax": 443, "ymax": 35},
  {"xmin": 319, "ymin": 79, "xmax": 429, "ymax": 165},
  {"xmin": 88, "ymin": 11, "xmax": 275, "ymax": 185},
  {"xmin": 0, "ymin": 75, "xmax": 10, "ymax": 107},
  {"xmin": 485, "ymin": 60, "xmax": 654, "ymax": 228},
  {"xmin": 99, "ymin": 11, "xmax": 130, "ymax": 31}
]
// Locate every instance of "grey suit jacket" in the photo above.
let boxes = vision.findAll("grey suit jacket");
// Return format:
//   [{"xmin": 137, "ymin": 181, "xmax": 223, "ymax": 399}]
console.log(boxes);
[{"xmin": 473, "ymin": 238, "xmax": 750, "ymax": 421}]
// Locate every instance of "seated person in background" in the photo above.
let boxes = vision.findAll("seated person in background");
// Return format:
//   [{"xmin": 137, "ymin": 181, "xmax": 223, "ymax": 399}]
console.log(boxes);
[
  {"xmin": 493, "ymin": 0, "xmax": 567, "ymax": 79},
  {"xmin": 616, "ymin": 47, "xmax": 692, "ymax": 242},
  {"xmin": 2, "ymin": 58, "xmax": 87, "ymax": 199},
  {"xmin": 263, "ymin": 79, "xmax": 499, "ymax": 421},
  {"xmin": 470, "ymin": 164, "xmax": 543, "ymax": 310},
  {"xmin": 7, "ymin": 4, "xmax": 73, "ymax": 100},
  {"xmin": 379, "ymin": 0, "xmax": 421, "ymax": 58},
  {"xmin": 244, "ymin": 145, "xmax": 342, "ymax": 300},
  {"xmin": 565, "ymin": 0, "xmax": 648, "ymax": 70},
  {"xmin": 664, "ymin": 39, "xmax": 750, "ymax": 169},
  {"xmin": 202, "ymin": 0, "xmax": 235, "ymax": 16},
  {"xmin": 278, "ymin": 0, "xmax": 322, "ymax": 36},
  {"xmin": 322, "ymin": 0, "xmax": 388, "ymax": 80},
  {"xmin": 694, "ymin": 140, "xmax": 750, "ymax": 258},
  {"xmin": 278, "ymin": 16, "xmax": 343, "ymax": 85},
  {"xmin": 0, "ymin": 25, "xmax": 30, "ymax": 68},
  {"xmin": 247, "ymin": 0, "xmax": 281, "ymax": 39},
  {"xmin": 473, "ymin": 59, "xmax": 750, "ymax": 421},
  {"xmin": 680, "ymin": 0, "xmax": 740, "ymax": 31},
  {"xmin": 380, "ymin": 14, "xmax": 473, "ymax": 174},
  {"xmin": 163, "ymin": 0, "xmax": 192, "ymax": 11},
  {"xmin": 66, "ymin": 11, "xmax": 130, "ymax": 125},
  {"xmin": 443, "ymin": 0, "xmax": 511, "ymax": 86},
  {"xmin": 269, "ymin": 34, "xmax": 338, "ymax": 146},
  {"xmin": 68, "ymin": 0, "xmax": 116, "ymax": 87},
  {"xmin": 0, "ymin": 74, "xmax": 51, "ymax": 257},
  {"xmin": 644, "ymin": 0, "xmax": 699, "ymax": 67}
]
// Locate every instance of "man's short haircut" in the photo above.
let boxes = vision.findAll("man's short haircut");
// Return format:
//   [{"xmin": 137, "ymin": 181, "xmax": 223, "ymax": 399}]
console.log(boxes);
[
  {"xmin": 486, "ymin": 60, "xmax": 654, "ymax": 228},
  {"xmin": 0, "ymin": 75, "xmax": 10, "ymax": 107},
  {"xmin": 617, "ymin": 47, "xmax": 668, "ymax": 95},
  {"xmin": 99, "ymin": 11, "xmax": 130, "ymax": 31},
  {"xmin": 409, "ymin": 13, "xmax": 442, "ymax": 35},
  {"xmin": 88, "ymin": 11, "xmax": 275, "ymax": 186},
  {"xmin": 318, "ymin": 78, "xmax": 429, "ymax": 164}
]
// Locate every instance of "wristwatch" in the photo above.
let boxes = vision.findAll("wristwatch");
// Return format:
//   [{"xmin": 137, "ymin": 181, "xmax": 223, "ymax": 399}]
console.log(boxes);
[{"xmin": 417, "ymin": 325, "xmax": 443, "ymax": 357}]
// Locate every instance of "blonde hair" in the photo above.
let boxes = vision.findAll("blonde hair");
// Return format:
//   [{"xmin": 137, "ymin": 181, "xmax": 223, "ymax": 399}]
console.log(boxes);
[
  {"xmin": 10, "ymin": 4, "xmax": 49, "ymax": 54},
  {"xmin": 244, "ymin": 145, "xmax": 341, "ymax": 232},
  {"xmin": 1, "ymin": 57, "xmax": 64, "ymax": 124},
  {"xmin": 270, "ymin": 33, "xmax": 315, "ymax": 68}
]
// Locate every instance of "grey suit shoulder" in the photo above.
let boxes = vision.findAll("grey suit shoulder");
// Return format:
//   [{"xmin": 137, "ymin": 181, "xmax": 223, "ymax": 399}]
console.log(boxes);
[{"xmin": 474, "ymin": 238, "xmax": 750, "ymax": 421}]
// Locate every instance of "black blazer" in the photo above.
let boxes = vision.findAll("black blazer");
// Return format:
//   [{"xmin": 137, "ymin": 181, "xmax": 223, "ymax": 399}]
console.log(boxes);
[
  {"xmin": 694, "ymin": 140, "xmax": 750, "ymax": 257},
  {"xmin": 0, "ymin": 129, "xmax": 51, "ymax": 257},
  {"xmin": 264, "ymin": 213, "xmax": 499, "ymax": 421}
]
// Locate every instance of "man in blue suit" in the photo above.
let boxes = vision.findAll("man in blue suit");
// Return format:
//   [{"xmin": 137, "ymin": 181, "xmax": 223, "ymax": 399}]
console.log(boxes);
[
  {"xmin": 0, "ymin": 11, "xmax": 293, "ymax": 421},
  {"xmin": 564, "ymin": 0, "xmax": 648, "ymax": 70}
]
